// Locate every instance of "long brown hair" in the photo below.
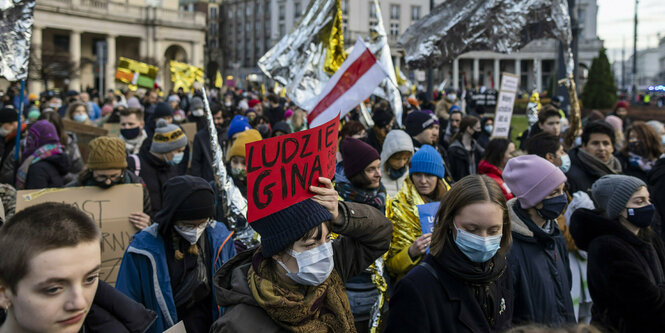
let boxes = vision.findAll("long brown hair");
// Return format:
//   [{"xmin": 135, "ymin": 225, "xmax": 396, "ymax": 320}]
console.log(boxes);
[
  {"xmin": 451, "ymin": 116, "xmax": 479, "ymax": 143},
  {"xmin": 430, "ymin": 175, "xmax": 511, "ymax": 256},
  {"xmin": 622, "ymin": 121, "xmax": 663, "ymax": 159}
]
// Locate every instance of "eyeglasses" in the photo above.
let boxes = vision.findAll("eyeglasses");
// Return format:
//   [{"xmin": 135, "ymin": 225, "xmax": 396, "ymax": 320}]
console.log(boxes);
[
  {"xmin": 93, "ymin": 172, "xmax": 123, "ymax": 182},
  {"xmin": 176, "ymin": 219, "xmax": 213, "ymax": 232}
]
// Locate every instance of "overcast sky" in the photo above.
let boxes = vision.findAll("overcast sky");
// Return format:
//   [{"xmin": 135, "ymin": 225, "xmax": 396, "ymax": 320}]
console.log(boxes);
[{"xmin": 596, "ymin": 0, "xmax": 665, "ymax": 63}]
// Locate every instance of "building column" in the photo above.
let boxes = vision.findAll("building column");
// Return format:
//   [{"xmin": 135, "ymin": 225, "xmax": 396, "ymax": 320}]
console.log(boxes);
[
  {"xmin": 535, "ymin": 58, "xmax": 542, "ymax": 92},
  {"xmin": 69, "ymin": 30, "xmax": 81, "ymax": 91},
  {"xmin": 493, "ymin": 59, "xmax": 500, "ymax": 89},
  {"xmin": 139, "ymin": 38, "xmax": 148, "ymax": 59},
  {"xmin": 105, "ymin": 34, "xmax": 116, "ymax": 92},
  {"xmin": 29, "ymin": 26, "xmax": 43, "ymax": 94},
  {"xmin": 453, "ymin": 58, "xmax": 459, "ymax": 90},
  {"xmin": 472, "ymin": 58, "xmax": 479, "ymax": 87},
  {"xmin": 192, "ymin": 41, "xmax": 203, "ymax": 68}
]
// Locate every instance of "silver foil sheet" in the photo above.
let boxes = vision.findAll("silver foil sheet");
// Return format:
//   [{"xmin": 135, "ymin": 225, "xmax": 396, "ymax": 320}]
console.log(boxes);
[
  {"xmin": 0, "ymin": 0, "xmax": 35, "ymax": 81},
  {"xmin": 398, "ymin": 0, "xmax": 572, "ymax": 70}
]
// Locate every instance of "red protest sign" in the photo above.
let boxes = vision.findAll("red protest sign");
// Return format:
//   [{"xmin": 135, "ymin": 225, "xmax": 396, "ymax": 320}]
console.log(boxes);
[{"xmin": 246, "ymin": 114, "xmax": 339, "ymax": 223}]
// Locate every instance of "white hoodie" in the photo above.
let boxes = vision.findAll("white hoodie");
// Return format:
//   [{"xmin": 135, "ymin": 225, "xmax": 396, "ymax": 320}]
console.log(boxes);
[{"xmin": 380, "ymin": 130, "xmax": 415, "ymax": 198}]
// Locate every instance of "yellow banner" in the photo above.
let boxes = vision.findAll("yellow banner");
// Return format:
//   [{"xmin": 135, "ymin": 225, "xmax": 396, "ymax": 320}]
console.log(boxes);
[
  {"xmin": 169, "ymin": 61, "xmax": 204, "ymax": 92},
  {"xmin": 322, "ymin": 0, "xmax": 347, "ymax": 75},
  {"xmin": 115, "ymin": 57, "xmax": 158, "ymax": 89}
]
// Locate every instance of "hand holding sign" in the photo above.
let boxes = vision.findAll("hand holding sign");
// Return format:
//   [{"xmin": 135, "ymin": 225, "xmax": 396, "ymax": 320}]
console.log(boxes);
[
  {"xmin": 246, "ymin": 114, "xmax": 340, "ymax": 222},
  {"xmin": 417, "ymin": 202, "xmax": 440, "ymax": 255},
  {"xmin": 309, "ymin": 177, "xmax": 339, "ymax": 222}
]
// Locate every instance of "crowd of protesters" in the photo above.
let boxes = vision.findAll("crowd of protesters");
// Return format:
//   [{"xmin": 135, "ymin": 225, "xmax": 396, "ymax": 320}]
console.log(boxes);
[{"xmin": 0, "ymin": 80, "xmax": 664, "ymax": 333}]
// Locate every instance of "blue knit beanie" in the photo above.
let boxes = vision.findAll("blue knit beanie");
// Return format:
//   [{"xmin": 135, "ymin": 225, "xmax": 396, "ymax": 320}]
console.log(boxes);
[
  {"xmin": 409, "ymin": 145, "xmax": 445, "ymax": 179},
  {"xmin": 250, "ymin": 199, "xmax": 332, "ymax": 257},
  {"xmin": 227, "ymin": 115, "xmax": 251, "ymax": 139}
]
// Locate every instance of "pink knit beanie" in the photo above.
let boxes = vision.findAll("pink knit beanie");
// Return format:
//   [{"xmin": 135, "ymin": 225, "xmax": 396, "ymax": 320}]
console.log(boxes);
[{"xmin": 503, "ymin": 155, "xmax": 567, "ymax": 208}]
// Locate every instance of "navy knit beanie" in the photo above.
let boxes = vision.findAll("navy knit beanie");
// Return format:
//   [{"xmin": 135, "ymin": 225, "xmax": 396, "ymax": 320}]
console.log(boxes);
[
  {"xmin": 410, "ymin": 145, "xmax": 445, "ymax": 179},
  {"xmin": 340, "ymin": 137, "xmax": 380, "ymax": 178},
  {"xmin": 251, "ymin": 199, "xmax": 332, "ymax": 257},
  {"xmin": 405, "ymin": 111, "xmax": 438, "ymax": 137},
  {"xmin": 154, "ymin": 102, "xmax": 174, "ymax": 119}
]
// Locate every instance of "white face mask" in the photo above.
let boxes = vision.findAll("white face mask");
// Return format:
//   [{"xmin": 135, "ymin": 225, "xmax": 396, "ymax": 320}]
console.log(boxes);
[
  {"xmin": 277, "ymin": 241, "xmax": 334, "ymax": 286},
  {"xmin": 192, "ymin": 109, "xmax": 205, "ymax": 117},
  {"xmin": 174, "ymin": 221, "xmax": 209, "ymax": 245},
  {"xmin": 0, "ymin": 126, "xmax": 11, "ymax": 137},
  {"xmin": 447, "ymin": 94, "xmax": 457, "ymax": 102}
]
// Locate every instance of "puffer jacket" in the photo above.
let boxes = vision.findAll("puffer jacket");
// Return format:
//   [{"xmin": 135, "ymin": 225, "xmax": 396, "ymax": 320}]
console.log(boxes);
[
  {"xmin": 478, "ymin": 159, "xmax": 514, "ymax": 201},
  {"xmin": 507, "ymin": 198, "xmax": 576, "ymax": 326},
  {"xmin": 447, "ymin": 140, "xmax": 485, "ymax": 181},
  {"xmin": 385, "ymin": 177, "xmax": 450, "ymax": 281},
  {"xmin": 380, "ymin": 130, "xmax": 414, "ymax": 198},
  {"xmin": 210, "ymin": 201, "xmax": 393, "ymax": 332},
  {"xmin": 570, "ymin": 208, "xmax": 665, "ymax": 332}
]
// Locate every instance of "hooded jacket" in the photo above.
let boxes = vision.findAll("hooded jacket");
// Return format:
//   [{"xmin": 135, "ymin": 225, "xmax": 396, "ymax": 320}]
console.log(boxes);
[
  {"xmin": 25, "ymin": 153, "xmax": 70, "ymax": 189},
  {"xmin": 507, "ymin": 199, "xmax": 576, "ymax": 326},
  {"xmin": 570, "ymin": 208, "xmax": 665, "ymax": 332},
  {"xmin": 385, "ymin": 177, "xmax": 449, "ymax": 281},
  {"xmin": 380, "ymin": 130, "xmax": 414, "ymax": 198},
  {"xmin": 478, "ymin": 159, "xmax": 514, "ymax": 201},
  {"xmin": 447, "ymin": 140, "xmax": 485, "ymax": 181},
  {"xmin": 210, "ymin": 201, "xmax": 393, "ymax": 332},
  {"xmin": 83, "ymin": 280, "xmax": 157, "ymax": 333}
]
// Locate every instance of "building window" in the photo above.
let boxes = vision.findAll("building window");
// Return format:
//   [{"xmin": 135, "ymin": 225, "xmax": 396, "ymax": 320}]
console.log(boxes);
[
  {"xmin": 210, "ymin": 7, "xmax": 217, "ymax": 19},
  {"xmin": 295, "ymin": 2, "xmax": 301, "ymax": 18},
  {"xmin": 246, "ymin": 3, "xmax": 252, "ymax": 16},
  {"xmin": 342, "ymin": 0, "xmax": 348, "ymax": 15},
  {"xmin": 369, "ymin": 2, "xmax": 377, "ymax": 19},
  {"xmin": 257, "ymin": 3, "xmax": 262, "ymax": 14},
  {"xmin": 390, "ymin": 4, "xmax": 400, "ymax": 20},
  {"xmin": 210, "ymin": 22, "xmax": 217, "ymax": 36},
  {"xmin": 228, "ymin": 7, "xmax": 233, "ymax": 19},
  {"xmin": 390, "ymin": 23, "xmax": 399, "ymax": 39},
  {"xmin": 237, "ymin": 8, "xmax": 242, "ymax": 18},
  {"xmin": 279, "ymin": 23, "xmax": 285, "ymax": 37},
  {"xmin": 255, "ymin": 21, "xmax": 262, "ymax": 33},
  {"xmin": 245, "ymin": 22, "xmax": 250, "ymax": 33},
  {"xmin": 411, "ymin": 6, "xmax": 420, "ymax": 21},
  {"xmin": 279, "ymin": 4, "xmax": 285, "ymax": 20}
]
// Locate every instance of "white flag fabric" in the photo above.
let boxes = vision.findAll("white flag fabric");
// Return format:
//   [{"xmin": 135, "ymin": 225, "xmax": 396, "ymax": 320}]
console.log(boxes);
[{"xmin": 307, "ymin": 39, "xmax": 389, "ymax": 128}]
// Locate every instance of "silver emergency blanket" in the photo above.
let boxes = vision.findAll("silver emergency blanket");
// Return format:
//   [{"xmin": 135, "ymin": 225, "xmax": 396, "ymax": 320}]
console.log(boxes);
[
  {"xmin": 0, "ymin": 0, "xmax": 35, "ymax": 81},
  {"xmin": 367, "ymin": 0, "xmax": 403, "ymax": 126},
  {"xmin": 257, "ymin": 0, "xmax": 336, "ymax": 111},
  {"xmin": 399, "ymin": 0, "xmax": 572, "ymax": 70},
  {"xmin": 201, "ymin": 86, "xmax": 256, "ymax": 247}
]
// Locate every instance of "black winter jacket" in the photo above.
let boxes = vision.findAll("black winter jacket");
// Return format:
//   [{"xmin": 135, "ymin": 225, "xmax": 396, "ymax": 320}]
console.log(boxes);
[
  {"xmin": 190, "ymin": 127, "xmax": 227, "ymax": 183},
  {"xmin": 566, "ymin": 147, "xmax": 602, "ymax": 194},
  {"xmin": 127, "ymin": 146, "xmax": 179, "ymax": 216},
  {"xmin": 82, "ymin": 280, "xmax": 157, "ymax": 333},
  {"xmin": 385, "ymin": 255, "xmax": 514, "ymax": 333},
  {"xmin": 616, "ymin": 152, "xmax": 650, "ymax": 182},
  {"xmin": 570, "ymin": 208, "xmax": 665, "ymax": 333},
  {"xmin": 647, "ymin": 157, "xmax": 665, "ymax": 241},
  {"xmin": 447, "ymin": 140, "xmax": 484, "ymax": 181},
  {"xmin": 25, "ymin": 153, "xmax": 70, "ymax": 189},
  {"xmin": 506, "ymin": 199, "xmax": 576, "ymax": 326}
]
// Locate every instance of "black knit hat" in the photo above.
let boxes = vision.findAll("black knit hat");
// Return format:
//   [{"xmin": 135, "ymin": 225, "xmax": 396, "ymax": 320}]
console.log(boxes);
[
  {"xmin": 154, "ymin": 102, "xmax": 174, "ymax": 119},
  {"xmin": 251, "ymin": 199, "xmax": 332, "ymax": 257},
  {"xmin": 172, "ymin": 188, "xmax": 215, "ymax": 221},
  {"xmin": 0, "ymin": 106, "xmax": 18, "ymax": 124},
  {"xmin": 405, "ymin": 111, "xmax": 438, "ymax": 137},
  {"xmin": 372, "ymin": 108, "xmax": 394, "ymax": 128}
]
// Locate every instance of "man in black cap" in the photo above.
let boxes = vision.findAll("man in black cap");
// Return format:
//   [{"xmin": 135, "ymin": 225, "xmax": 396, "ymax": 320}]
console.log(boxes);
[{"xmin": 366, "ymin": 101, "xmax": 395, "ymax": 154}]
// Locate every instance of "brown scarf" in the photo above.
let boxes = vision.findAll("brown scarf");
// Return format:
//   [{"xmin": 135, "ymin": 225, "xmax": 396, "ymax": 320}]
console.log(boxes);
[
  {"xmin": 577, "ymin": 148, "xmax": 622, "ymax": 176},
  {"xmin": 247, "ymin": 251, "xmax": 356, "ymax": 333}
]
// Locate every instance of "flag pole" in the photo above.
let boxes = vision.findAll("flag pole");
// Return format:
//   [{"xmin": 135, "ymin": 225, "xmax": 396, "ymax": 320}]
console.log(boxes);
[{"xmin": 13, "ymin": 80, "xmax": 26, "ymax": 184}]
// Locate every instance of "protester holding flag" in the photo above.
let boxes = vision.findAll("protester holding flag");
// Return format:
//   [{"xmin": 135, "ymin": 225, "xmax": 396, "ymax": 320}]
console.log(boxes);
[
  {"xmin": 68, "ymin": 137, "xmax": 152, "ymax": 229},
  {"xmin": 570, "ymin": 175, "xmax": 665, "ymax": 332},
  {"xmin": 385, "ymin": 175, "xmax": 513, "ymax": 332},
  {"xmin": 116, "ymin": 175, "xmax": 236, "ymax": 333},
  {"xmin": 503, "ymin": 155, "xmax": 576, "ymax": 325},
  {"xmin": 380, "ymin": 129, "xmax": 414, "ymax": 197},
  {"xmin": 385, "ymin": 145, "xmax": 450, "ymax": 281},
  {"xmin": 210, "ymin": 178, "xmax": 392, "ymax": 332},
  {"xmin": 478, "ymin": 138, "xmax": 516, "ymax": 201},
  {"xmin": 447, "ymin": 116, "xmax": 485, "ymax": 181},
  {"xmin": 127, "ymin": 119, "xmax": 187, "ymax": 215}
]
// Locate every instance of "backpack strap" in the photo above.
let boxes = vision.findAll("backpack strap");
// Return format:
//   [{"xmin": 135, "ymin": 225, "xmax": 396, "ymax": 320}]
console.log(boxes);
[
  {"xmin": 420, "ymin": 261, "xmax": 442, "ymax": 284},
  {"xmin": 129, "ymin": 154, "xmax": 141, "ymax": 176}
]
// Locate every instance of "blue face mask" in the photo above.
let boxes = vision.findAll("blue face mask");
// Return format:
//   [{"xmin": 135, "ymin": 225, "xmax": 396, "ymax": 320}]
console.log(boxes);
[
  {"xmin": 454, "ymin": 225, "xmax": 502, "ymax": 263},
  {"xmin": 73, "ymin": 113, "xmax": 88, "ymax": 123},
  {"xmin": 536, "ymin": 194, "xmax": 568, "ymax": 220},
  {"xmin": 166, "ymin": 152, "xmax": 184, "ymax": 165},
  {"xmin": 559, "ymin": 154, "xmax": 571, "ymax": 173},
  {"xmin": 484, "ymin": 125, "xmax": 493, "ymax": 134}
]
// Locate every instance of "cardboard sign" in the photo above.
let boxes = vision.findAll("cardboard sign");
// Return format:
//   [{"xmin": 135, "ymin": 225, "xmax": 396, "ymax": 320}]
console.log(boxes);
[
  {"xmin": 16, "ymin": 184, "xmax": 143, "ymax": 285},
  {"xmin": 62, "ymin": 118, "xmax": 109, "ymax": 162},
  {"xmin": 492, "ymin": 72, "xmax": 519, "ymax": 138},
  {"xmin": 103, "ymin": 123, "xmax": 121, "ymax": 137},
  {"xmin": 246, "ymin": 114, "xmax": 339, "ymax": 222},
  {"xmin": 180, "ymin": 122, "xmax": 198, "ymax": 148},
  {"xmin": 164, "ymin": 321, "xmax": 187, "ymax": 333},
  {"xmin": 417, "ymin": 202, "xmax": 440, "ymax": 254}
]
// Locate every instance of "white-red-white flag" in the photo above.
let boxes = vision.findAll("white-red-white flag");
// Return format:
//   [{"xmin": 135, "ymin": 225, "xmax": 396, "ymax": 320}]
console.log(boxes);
[{"xmin": 306, "ymin": 39, "xmax": 389, "ymax": 128}]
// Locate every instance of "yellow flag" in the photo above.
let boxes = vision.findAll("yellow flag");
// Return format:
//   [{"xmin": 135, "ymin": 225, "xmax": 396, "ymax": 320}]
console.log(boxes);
[
  {"xmin": 215, "ymin": 71, "xmax": 223, "ymax": 88},
  {"xmin": 169, "ymin": 60, "xmax": 204, "ymax": 91},
  {"xmin": 261, "ymin": 84, "xmax": 266, "ymax": 96},
  {"xmin": 323, "ymin": 0, "xmax": 347, "ymax": 75},
  {"xmin": 395, "ymin": 66, "xmax": 406, "ymax": 86}
]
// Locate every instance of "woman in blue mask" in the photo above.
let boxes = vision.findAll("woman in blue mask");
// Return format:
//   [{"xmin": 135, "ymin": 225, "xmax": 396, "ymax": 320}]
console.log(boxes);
[
  {"xmin": 385, "ymin": 175, "xmax": 513, "ymax": 332},
  {"xmin": 503, "ymin": 155, "xmax": 576, "ymax": 326},
  {"xmin": 210, "ymin": 178, "xmax": 392, "ymax": 332},
  {"xmin": 126, "ymin": 119, "xmax": 187, "ymax": 216},
  {"xmin": 66, "ymin": 102, "xmax": 93, "ymax": 126},
  {"xmin": 570, "ymin": 175, "xmax": 665, "ymax": 332}
]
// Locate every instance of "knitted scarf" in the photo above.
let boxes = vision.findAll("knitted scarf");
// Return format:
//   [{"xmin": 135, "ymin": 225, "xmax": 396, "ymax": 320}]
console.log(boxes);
[
  {"xmin": 577, "ymin": 148, "xmax": 622, "ymax": 176},
  {"xmin": 335, "ymin": 181, "xmax": 387, "ymax": 211},
  {"xmin": 247, "ymin": 251, "xmax": 356, "ymax": 333},
  {"xmin": 15, "ymin": 144, "xmax": 64, "ymax": 190}
]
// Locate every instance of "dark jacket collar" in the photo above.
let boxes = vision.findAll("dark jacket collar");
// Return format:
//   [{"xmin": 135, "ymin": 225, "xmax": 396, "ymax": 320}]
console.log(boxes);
[{"xmin": 569, "ymin": 208, "xmax": 651, "ymax": 251}]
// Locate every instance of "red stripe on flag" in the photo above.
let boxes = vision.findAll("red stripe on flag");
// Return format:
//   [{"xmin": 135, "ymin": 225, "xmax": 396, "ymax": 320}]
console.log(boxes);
[{"xmin": 307, "ymin": 48, "xmax": 377, "ymax": 124}]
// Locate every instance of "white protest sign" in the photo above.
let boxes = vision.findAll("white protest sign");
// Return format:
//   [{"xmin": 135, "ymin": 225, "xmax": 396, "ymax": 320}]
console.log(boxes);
[{"xmin": 492, "ymin": 73, "xmax": 520, "ymax": 138}]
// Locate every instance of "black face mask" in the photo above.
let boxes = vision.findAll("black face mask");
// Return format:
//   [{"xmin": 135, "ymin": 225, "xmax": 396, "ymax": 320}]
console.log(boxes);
[
  {"xmin": 94, "ymin": 178, "xmax": 121, "ymax": 189},
  {"xmin": 626, "ymin": 204, "xmax": 655, "ymax": 228},
  {"xmin": 536, "ymin": 194, "xmax": 568, "ymax": 220},
  {"xmin": 472, "ymin": 130, "xmax": 481, "ymax": 140},
  {"xmin": 120, "ymin": 127, "xmax": 141, "ymax": 140}
]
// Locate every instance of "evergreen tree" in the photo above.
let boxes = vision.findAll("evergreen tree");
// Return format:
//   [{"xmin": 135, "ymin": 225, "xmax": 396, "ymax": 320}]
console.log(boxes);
[{"xmin": 582, "ymin": 48, "xmax": 618, "ymax": 109}]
